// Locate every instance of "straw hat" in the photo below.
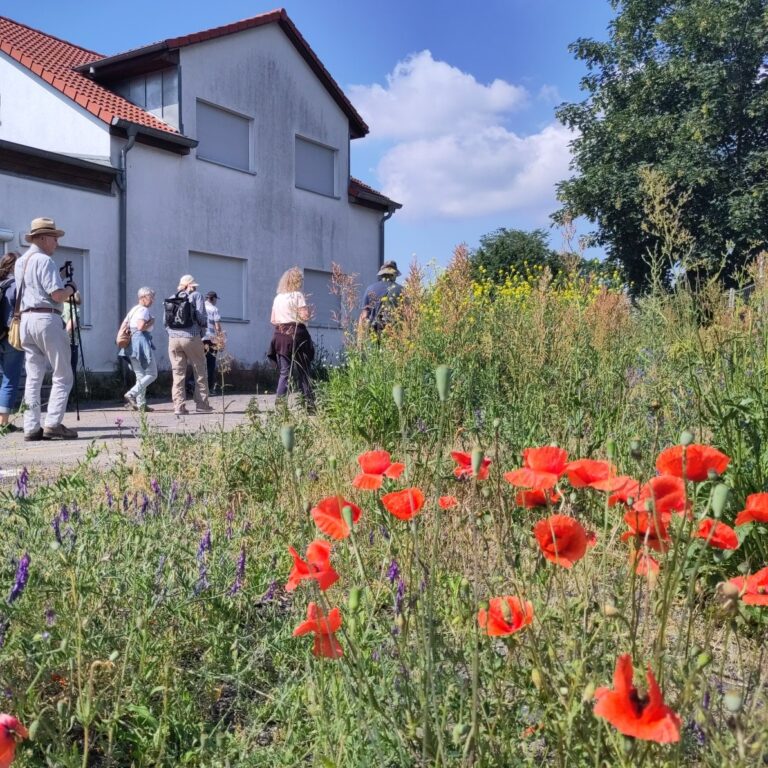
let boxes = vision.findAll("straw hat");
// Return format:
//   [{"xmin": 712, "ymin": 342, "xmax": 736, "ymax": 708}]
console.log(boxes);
[
  {"xmin": 177, "ymin": 274, "xmax": 199, "ymax": 290},
  {"xmin": 25, "ymin": 217, "xmax": 65, "ymax": 242},
  {"xmin": 377, "ymin": 260, "xmax": 400, "ymax": 278}
]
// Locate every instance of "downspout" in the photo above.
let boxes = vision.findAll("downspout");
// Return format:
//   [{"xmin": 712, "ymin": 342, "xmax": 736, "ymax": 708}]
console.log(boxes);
[
  {"xmin": 116, "ymin": 126, "xmax": 138, "ymax": 324},
  {"xmin": 379, "ymin": 205, "xmax": 395, "ymax": 267}
]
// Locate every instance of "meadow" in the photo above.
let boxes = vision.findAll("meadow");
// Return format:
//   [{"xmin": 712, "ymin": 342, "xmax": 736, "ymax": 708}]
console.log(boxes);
[{"xmin": 0, "ymin": 247, "xmax": 767, "ymax": 767}]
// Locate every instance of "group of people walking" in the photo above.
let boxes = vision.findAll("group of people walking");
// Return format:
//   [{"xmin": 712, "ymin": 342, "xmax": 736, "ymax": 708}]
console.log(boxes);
[{"xmin": 0, "ymin": 215, "xmax": 405, "ymax": 440}]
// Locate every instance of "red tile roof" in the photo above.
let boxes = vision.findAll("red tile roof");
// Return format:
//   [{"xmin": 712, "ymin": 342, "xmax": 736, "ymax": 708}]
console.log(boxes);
[
  {"xmin": 349, "ymin": 177, "xmax": 401, "ymax": 211},
  {"xmin": 80, "ymin": 9, "xmax": 369, "ymax": 139},
  {"xmin": 0, "ymin": 16, "xmax": 180, "ymax": 135}
]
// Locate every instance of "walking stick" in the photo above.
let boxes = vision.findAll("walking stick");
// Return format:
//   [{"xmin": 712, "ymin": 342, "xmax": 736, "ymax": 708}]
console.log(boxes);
[{"xmin": 66, "ymin": 293, "xmax": 80, "ymax": 421}]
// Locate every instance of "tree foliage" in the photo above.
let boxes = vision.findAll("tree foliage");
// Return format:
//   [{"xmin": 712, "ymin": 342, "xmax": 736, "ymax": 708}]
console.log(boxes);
[
  {"xmin": 556, "ymin": 0, "xmax": 768, "ymax": 289},
  {"xmin": 470, "ymin": 228, "xmax": 559, "ymax": 281}
]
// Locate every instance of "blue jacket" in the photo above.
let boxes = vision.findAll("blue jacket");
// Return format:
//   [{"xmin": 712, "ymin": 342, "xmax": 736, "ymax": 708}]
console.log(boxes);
[{"xmin": 119, "ymin": 329, "xmax": 154, "ymax": 368}]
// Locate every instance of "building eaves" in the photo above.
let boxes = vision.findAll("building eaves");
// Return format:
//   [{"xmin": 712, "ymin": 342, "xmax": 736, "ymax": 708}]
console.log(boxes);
[{"xmin": 349, "ymin": 177, "xmax": 402, "ymax": 212}]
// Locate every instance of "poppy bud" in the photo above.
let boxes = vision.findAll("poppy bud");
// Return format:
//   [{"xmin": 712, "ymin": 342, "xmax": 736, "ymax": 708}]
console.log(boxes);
[
  {"xmin": 109, "ymin": 650, "xmax": 119, "ymax": 662},
  {"xmin": 28, "ymin": 719, "xmax": 39, "ymax": 741},
  {"xmin": 629, "ymin": 438, "xmax": 642, "ymax": 460},
  {"xmin": 695, "ymin": 651, "xmax": 712, "ymax": 670},
  {"xmin": 492, "ymin": 418, "xmax": 501, "ymax": 429},
  {"xmin": 711, "ymin": 484, "xmax": 730, "ymax": 518},
  {"xmin": 606, "ymin": 439, "xmax": 617, "ymax": 460},
  {"xmin": 348, "ymin": 587, "xmax": 361, "ymax": 612},
  {"xmin": 650, "ymin": 400, "xmax": 661, "ymax": 411},
  {"xmin": 294, "ymin": 467, "xmax": 302, "ymax": 481},
  {"xmin": 582, "ymin": 682, "xmax": 596, "ymax": 703},
  {"xmin": 478, "ymin": 600, "xmax": 489, "ymax": 613},
  {"xmin": 328, "ymin": 456, "xmax": 337, "ymax": 470},
  {"xmin": 680, "ymin": 430, "xmax": 694, "ymax": 446},
  {"xmin": 341, "ymin": 505, "xmax": 355, "ymax": 529},
  {"xmin": 435, "ymin": 365, "xmax": 452, "ymax": 402},
  {"xmin": 481, "ymin": 487, "xmax": 491, "ymax": 499},
  {"xmin": 723, "ymin": 689, "xmax": 743, "ymax": 713},
  {"xmin": 392, "ymin": 384, "xmax": 404, "ymax": 410},
  {"xmin": 280, "ymin": 424, "xmax": 295, "ymax": 453},
  {"xmin": 57, "ymin": 699, "xmax": 67, "ymax": 717},
  {"xmin": 452, "ymin": 722, "xmax": 469, "ymax": 746},
  {"xmin": 471, "ymin": 447, "xmax": 484, "ymax": 477},
  {"xmin": 531, "ymin": 668, "xmax": 543, "ymax": 690},
  {"xmin": 603, "ymin": 599, "xmax": 620, "ymax": 618}
]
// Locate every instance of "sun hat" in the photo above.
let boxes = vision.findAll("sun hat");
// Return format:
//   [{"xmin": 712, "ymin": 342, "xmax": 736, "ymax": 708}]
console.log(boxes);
[
  {"xmin": 177, "ymin": 274, "xmax": 199, "ymax": 290},
  {"xmin": 25, "ymin": 217, "xmax": 65, "ymax": 242},
  {"xmin": 205, "ymin": 290, "xmax": 218, "ymax": 300},
  {"xmin": 377, "ymin": 260, "xmax": 401, "ymax": 278}
]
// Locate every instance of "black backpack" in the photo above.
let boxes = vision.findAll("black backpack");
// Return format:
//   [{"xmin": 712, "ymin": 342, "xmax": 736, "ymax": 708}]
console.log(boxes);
[
  {"xmin": 0, "ymin": 277, "xmax": 13, "ymax": 339},
  {"xmin": 163, "ymin": 291, "xmax": 195, "ymax": 330}
]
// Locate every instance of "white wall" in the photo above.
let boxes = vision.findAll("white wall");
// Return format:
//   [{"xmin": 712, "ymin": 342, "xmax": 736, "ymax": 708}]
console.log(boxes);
[
  {"xmin": 0, "ymin": 55, "xmax": 112, "ymax": 160},
  {"xmin": 123, "ymin": 23, "xmax": 382, "ymax": 367},
  {"xmin": 0, "ymin": 173, "xmax": 119, "ymax": 371}
]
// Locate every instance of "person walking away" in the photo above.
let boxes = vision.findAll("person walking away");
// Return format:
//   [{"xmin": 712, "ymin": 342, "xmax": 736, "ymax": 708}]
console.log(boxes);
[
  {"xmin": 359, "ymin": 260, "xmax": 404, "ymax": 334},
  {"xmin": 165, "ymin": 274, "xmax": 213, "ymax": 416},
  {"xmin": 203, "ymin": 290, "xmax": 223, "ymax": 392},
  {"xmin": 14, "ymin": 217, "xmax": 78, "ymax": 440},
  {"xmin": 120, "ymin": 287, "xmax": 158, "ymax": 411},
  {"xmin": 268, "ymin": 267, "xmax": 315, "ymax": 409},
  {"xmin": 0, "ymin": 252, "xmax": 24, "ymax": 434}
]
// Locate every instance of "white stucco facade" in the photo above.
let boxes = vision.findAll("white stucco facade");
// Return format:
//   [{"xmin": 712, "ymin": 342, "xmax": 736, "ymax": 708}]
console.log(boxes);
[{"xmin": 0, "ymin": 16, "xmax": 395, "ymax": 372}]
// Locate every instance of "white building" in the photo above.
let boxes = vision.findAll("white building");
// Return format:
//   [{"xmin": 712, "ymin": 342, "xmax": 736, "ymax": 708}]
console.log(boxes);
[{"xmin": 0, "ymin": 9, "xmax": 400, "ymax": 372}]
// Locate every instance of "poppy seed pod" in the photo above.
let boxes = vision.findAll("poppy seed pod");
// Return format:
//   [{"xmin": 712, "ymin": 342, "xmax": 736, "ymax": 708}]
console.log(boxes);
[
  {"xmin": 280, "ymin": 424, "xmax": 295, "ymax": 453},
  {"xmin": 711, "ymin": 484, "xmax": 730, "ymax": 518},
  {"xmin": 606, "ymin": 439, "xmax": 617, "ymax": 460},
  {"xmin": 435, "ymin": 365, "xmax": 452, "ymax": 402},
  {"xmin": 328, "ymin": 456, "xmax": 337, "ymax": 470},
  {"xmin": 28, "ymin": 719, "xmax": 39, "ymax": 741},
  {"xmin": 723, "ymin": 689, "xmax": 743, "ymax": 713},
  {"xmin": 392, "ymin": 384, "xmax": 404, "ymax": 410},
  {"xmin": 582, "ymin": 682, "xmax": 596, "ymax": 703},
  {"xmin": 471, "ymin": 447, "xmax": 485, "ymax": 477},
  {"xmin": 341, "ymin": 505, "xmax": 355, "ymax": 529},
  {"xmin": 531, "ymin": 668, "xmax": 543, "ymax": 690},
  {"xmin": 680, "ymin": 430, "xmax": 695, "ymax": 446},
  {"xmin": 348, "ymin": 587, "xmax": 361, "ymax": 612}
]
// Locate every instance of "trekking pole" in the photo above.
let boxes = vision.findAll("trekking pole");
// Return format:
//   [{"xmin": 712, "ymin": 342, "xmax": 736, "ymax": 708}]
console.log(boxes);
[
  {"xmin": 67, "ymin": 292, "xmax": 80, "ymax": 420},
  {"xmin": 73, "ymin": 302, "xmax": 89, "ymax": 398}
]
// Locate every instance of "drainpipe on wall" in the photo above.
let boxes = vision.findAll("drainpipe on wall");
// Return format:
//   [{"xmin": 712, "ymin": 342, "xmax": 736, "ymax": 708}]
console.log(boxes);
[
  {"xmin": 116, "ymin": 126, "xmax": 138, "ymax": 324},
  {"xmin": 379, "ymin": 205, "xmax": 396, "ymax": 267}
]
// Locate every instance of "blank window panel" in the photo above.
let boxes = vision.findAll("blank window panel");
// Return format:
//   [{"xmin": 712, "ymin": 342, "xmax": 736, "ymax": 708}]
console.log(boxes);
[
  {"xmin": 189, "ymin": 252, "xmax": 247, "ymax": 321},
  {"xmin": 196, "ymin": 101, "xmax": 252, "ymax": 171},
  {"xmin": 295, "ymin": 136, "xmax": 337, "ymax": 197},
  {"xmin": 145, "ymin": 71, "xmax": 163, "ymax": 115},
  {"xmin": 303, "ymin": 269, "xmax": 340, "ymax": 327}
]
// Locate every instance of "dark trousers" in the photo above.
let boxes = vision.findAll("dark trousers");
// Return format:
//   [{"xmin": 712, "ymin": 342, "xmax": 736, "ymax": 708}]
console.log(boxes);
[
  {"xmin": 276, "ymin": 354, "xmax": 314, "ymax": 404},
  {"xmin": 186, "ymin": 344, "xmax": 218, "ymax": 393}
]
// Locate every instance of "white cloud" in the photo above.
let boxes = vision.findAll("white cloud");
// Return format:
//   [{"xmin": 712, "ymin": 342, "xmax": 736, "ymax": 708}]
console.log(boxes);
[
  {"xmin": 350, "ymin": 52, "xmax": 573, "ymax": 220},
  {"xmin": 349, "ymin": 50, "xmax": 528, "ymax": 140}
]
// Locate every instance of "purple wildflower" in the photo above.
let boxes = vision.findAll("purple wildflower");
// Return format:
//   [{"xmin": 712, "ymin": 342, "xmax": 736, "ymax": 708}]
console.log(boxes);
[
  {"xmin": 59, "ymin": 505, "xmax": 69, "ymax": 522},
  {"xmin": 8, "ymin": 553, "xmax": 30, "ymax": 604},
  {"xmin": 104, "ymin": 483, "xmax": 114, "ymax": 509},
  {"xmin": 14, "ymin": 467, "xmax": 29, "ymax": 499},
  {"xmin": 150, "ymin": 478, "xmax": 161, "ymax": 495},
  {"xmin": 386, "ymin": 559, "xmax": 400, "ymax": 584},
  {"xmin": 226, "ymin": 508, "xmax": 235, "ymax": 540},
  {"xmin": 229, "ymin": 546, "xmax": 246, "ymax": 595},
  {"xmin": 169, "ymin": 481, "xmax": 178, "ymax": 506},
  {"xmin": 122, "ymin": 493, "xmax": 129, "ymax": 512},
  {"xmin": 261, "ymin": 580, "xmax": 278, "ymax": 603},
  {"xmin": 395, "ymin": 577, "xmax": 406, "ymax": 616},
  {"xmin": 138, "ymin": 494, "xmax": 149, "ymax": 519},
  {"xmin": 0, "ymin": 619, "xmax": 8, "ymax": 649},
  {"xmin": 379, "ymin": 525, "xmax": 391, "ymax": 541},
  {"xmin": 308, "ymin": 470, "xmax": 319, "ymax": 482},
  {"xmin": 184, "ymin": 492, "xmax": 193, "ymax": 513},
  {"xmin": 115, "ymin": 417, "xmax": 124, "ymax": 429},
  {"xmin": 197, "ymin": 527, "xmax": 212, "ymax": 561},
  {"xmin": 415, "ymin": 418, "xmax": 428, "ymax": 434},
  {"xmin": 51, "ymin": 515, "xmax": 62, "ymax": 545},
  {"xmin": 45, "ymin": 607, "xmax": 56, "ymax": 626},
  {"xmin": 194, "ymin": 563, "xmax": 209, "ymax": 595},
  {"xmin": 369, "ymin": 529, "xmax": 375, "ymax": 546}
]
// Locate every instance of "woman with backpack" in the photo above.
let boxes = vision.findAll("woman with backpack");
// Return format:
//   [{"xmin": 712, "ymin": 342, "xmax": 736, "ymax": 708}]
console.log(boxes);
[
  {"xmin": 267, "ymin": 267, "xmax": 315, "ymax": 410},
  {"xmin": 119, "ymin": 287, "xmax": 158, "ymax": 412},
  {"xmin": 0, "ymin": 252, "xmax": 24, "ymax": 434}
]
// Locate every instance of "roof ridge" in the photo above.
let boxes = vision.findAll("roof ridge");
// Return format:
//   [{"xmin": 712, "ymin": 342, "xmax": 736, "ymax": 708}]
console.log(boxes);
[{"xmin": 0, "ymin": 15, "xmax": 103, "ymax": 59}]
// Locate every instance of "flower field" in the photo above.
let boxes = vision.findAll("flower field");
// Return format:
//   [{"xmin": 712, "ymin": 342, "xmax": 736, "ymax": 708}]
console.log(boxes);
[{"xmin": 1, "ymin": 251, "xmax": 767, "ymax": 766}]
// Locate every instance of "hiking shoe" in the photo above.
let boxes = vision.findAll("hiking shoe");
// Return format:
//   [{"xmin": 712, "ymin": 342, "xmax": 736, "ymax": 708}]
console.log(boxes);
[
  {"xmin": 124, "ymin": 393, "xmax": 138, "ymax": 410},
  {"xmin": 175, "ymin": 406, "xmax": 189, "ymax": 416},
  {"xmin": 24, "ymin": 428, "xmax": 44, "ymax": 442},
  {"xmin": 138, "ymin": 405, "xmax": 154, "ymax": 413},
  {"xmin": 196, "ymin": 404, "xmax": 215, "ymax": 414},
  {"xmin": 43, "ymin": 424, "xmax": 78, "ymax": 440}
]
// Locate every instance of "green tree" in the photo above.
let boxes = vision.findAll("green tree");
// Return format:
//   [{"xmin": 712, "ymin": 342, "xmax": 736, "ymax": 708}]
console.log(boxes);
[
  {"xmin": 470, "ymin": 228, "xmax": 558, "ymax": 281},
  {"xmin": 556, "ymin": 0, "xmax": 768, "ymax": 289}
]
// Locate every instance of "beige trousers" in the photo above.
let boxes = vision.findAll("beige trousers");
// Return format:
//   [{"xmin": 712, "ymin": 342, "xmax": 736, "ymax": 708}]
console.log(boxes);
[{"xmin": 168, "ymin": 336, "xmax": 210, "ymax": 410}]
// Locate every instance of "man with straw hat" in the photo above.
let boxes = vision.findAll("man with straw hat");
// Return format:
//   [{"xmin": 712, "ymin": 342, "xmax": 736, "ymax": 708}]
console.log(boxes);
[
  {"xmin": 359, "ymin": 260, "xmax": 404, "ymax": 334},
  {"xmin": 14, "ymin": 217, "xmax": 78, "ymax": 440}
]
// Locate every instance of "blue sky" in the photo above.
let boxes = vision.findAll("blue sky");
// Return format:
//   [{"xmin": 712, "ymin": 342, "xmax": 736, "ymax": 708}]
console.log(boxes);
[{"xmin": 3, "ymin": 0, "xmax": 616, "ymax": 269}]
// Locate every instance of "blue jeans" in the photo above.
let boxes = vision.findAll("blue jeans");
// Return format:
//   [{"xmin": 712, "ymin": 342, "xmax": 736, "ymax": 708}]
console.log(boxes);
[
  {"xmin": 126, "ymin": 355, "xmax": 158, "ymax": 407},
  {"xmin": 0, "ymin": 337, "xmax": 25, "ymax": 414},
  {"xmin": 276, "ymin": 354, "xmax": 314, "ymax": 405}
]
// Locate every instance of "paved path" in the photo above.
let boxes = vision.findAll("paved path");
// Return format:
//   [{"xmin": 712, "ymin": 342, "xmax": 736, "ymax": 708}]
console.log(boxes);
[{"xmin": 0, "ymin": 393, "xmax": 274, "ymax": 478}]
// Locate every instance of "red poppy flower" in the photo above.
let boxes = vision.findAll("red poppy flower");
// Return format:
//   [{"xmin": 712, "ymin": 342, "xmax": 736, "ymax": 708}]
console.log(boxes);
[
  {"xmin": 352, "ymin": 450, "xmax": 406, "ymax": 490},
  {"xmin": 504, "ymin": 446, "xmax": 568, "ymax": 490},
  {"xmin": 293, "ymin": 602, "xmax": 343, "ymax": 658},
  {"xmin": 727, "ymin": 566, "xmax": 768, "ymax": 606},
  {"xmin": 694, "ymin": 518, "xmax": 739, "ymax": 550},
  {"xmin": 631, "ymin": 551, "xmax": 660, "ymax": 579},
  {"xmin": 565, "ymin": 459, "xmax": 616, "ymax": 488},
  {"xmin": 590, "ymin": 475, "xmax": 640, "ymax": 506},
  {"xmin": 533, "ymin": 514, "xmax": 591, "ymax": 568},
  {"xmin": 382, "ymin": 487, "xmax": 425, "ymax": 520},
  {"xmin": 438, "ymin": 495, "xmax": 458, "ymax": 509},
  {"xmin": 477, "ymin": 595, "xmax": 534, "ymax": 636},
  {"xmin": 655, "ymin": 444, "xmax": 730, "ymax": 482},
  {"xmin": 451, "ymin": 451, "xmax": 491, "ymax": 480},
  {"xmin": 0, "ymin": 714, "xmax": 28, "ymax": 768},
  {"xmin": 633, "ymin": 475, "xmax": 689, "ymax": 517},
  {"xmin": 621, "ymin": 510, "xmax": 671, "ymax": 553},
  {"xmin": 735, "ymin": 493, "xmax": 768, "ymax": 526},
  {"xmin": 310, "ymin": 496, "xmax": 362, "ymax": 540},
  {"xmin": 593, "ymin": 654, "xmax": 681, "ymax": 743},
  {"xmin": 515, "ymin": 489, "xmax": 562, "ymax": 508},
  {"xmin": 285, "ymin": 540, "xmax": 339, "ymax": 592}
]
